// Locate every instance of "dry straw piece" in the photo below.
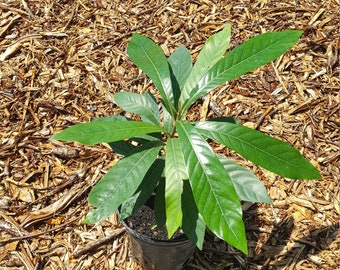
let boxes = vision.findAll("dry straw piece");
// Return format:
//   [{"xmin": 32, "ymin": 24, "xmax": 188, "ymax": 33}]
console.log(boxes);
[{"xmin": 0, "ymin": 0, "xmax": 339, "ymax": 269}]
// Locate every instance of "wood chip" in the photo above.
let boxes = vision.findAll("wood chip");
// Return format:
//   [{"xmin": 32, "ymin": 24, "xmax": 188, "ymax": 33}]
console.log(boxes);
[{"xmin": 0, "ymin": 0, "xmax": 338, "ymax": 269}]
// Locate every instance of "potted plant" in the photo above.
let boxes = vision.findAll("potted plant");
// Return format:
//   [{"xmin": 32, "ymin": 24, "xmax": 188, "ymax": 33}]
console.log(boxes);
[{"xmin": 51, "ymin": 24, "xmax": 321, "ymax": 269}]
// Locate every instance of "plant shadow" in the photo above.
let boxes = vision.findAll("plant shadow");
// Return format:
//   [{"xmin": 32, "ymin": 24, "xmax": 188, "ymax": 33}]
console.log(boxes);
[{"xmin": 184, "ymin": 203, "xmax": 339, "ymax": 269}]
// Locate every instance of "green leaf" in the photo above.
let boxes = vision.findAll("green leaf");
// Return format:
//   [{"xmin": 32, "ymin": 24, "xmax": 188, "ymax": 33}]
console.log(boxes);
[
  {"xmin": 108, "ymin": 141, "xmax": 136, "ymax": 156},
  {"xmin": 92, "ymin": 116, "xmax": 137, "ymax": 156},
  {"xmin": 168, "ymin": 45, "xmax": 192, "ymax": 103},
  {"xmin": 120, "ymin": 159, "xmax": 165, "ymax": 219},
  {"xmin": 133, "ymin": 133, "xmax": 162, "ymax": 143},
  {"xmin": 207, "ymin": 116, "xmax": 241, "ymax": 124},
  {"xmin": 92, "ymin": 115, "xmax": 128, "ymax": 122},
  {"xmin": 114, "ymin": 91, "xmax": 160, "ymax": 126},
  {"xmin": 84, "ymin": 144, "xmax": 163, "ymax": 223},
  {"xmin": 181, "ymin": 180, "xmax": 206, "ymax": 250},
  {"xmin": 154, "ymin": 176, "xmax": 166, "ymax": 228},
  {"xmin": 176, "ymin": 121, "xmax": 247, "ymax": 254},
  {"xmin": 165, "ymin": 138, "xmax": 185, "ymax": 238},
  {"xmin": 196, "ymin": 121, "xmax": 321, "ymax": 180},
  {"xmin": 218, "ymin": 156, "xmax": 272, "ymax": 203},
  {"xmin": 162, "ymin": 105, "xmax": 173, "ymax": 134},
  {"xmin": 108, "ymin": 133, "xmax": 163, "ymax": 157},
  {"xmin": 180, "ymin": 30, "xmax": 303, "ymax": 112},
  {"xmin": 179, "ymin": 24, "xmax": 231, "ymax": 112},
  {"xmin": 166, "ymin": 138, "xmax": 188, "ymax": 180},
  {"xmin": 50, "ymin": 120, "xmax": 163, "ymax": 145},
  {"xmin": 93, "ymin": 116, "xmax": 159, "ymax": 153},
  {"xmin": 128, "ymin": 34, "xmax": 176, "ymax": 117}
]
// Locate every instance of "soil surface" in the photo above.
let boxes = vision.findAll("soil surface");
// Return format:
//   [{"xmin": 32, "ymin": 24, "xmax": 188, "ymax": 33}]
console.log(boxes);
[
  {"xmin": 0, "ymin": 0, "xmax": 339, "ymax": 269},
  {"xmin": 124, "ymin": 205, "xmax": 183, "ymax": 241}
]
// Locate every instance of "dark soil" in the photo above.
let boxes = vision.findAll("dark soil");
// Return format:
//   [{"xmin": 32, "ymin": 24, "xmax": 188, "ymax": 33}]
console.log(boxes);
[{"xmin": 125, "ymin": 205, "xmax": 183, "ymax": 241}]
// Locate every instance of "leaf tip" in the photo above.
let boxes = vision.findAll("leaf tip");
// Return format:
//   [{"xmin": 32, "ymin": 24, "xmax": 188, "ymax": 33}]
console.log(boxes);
[{"xmin": 83, "ymin": 209, "xmax": 101, "ymax": 224}]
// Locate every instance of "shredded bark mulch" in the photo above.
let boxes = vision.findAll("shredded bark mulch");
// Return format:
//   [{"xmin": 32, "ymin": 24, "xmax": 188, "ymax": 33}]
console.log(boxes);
[{"xmin": 0, "ymin": 0, "xmax": 339, "ymax": 269}]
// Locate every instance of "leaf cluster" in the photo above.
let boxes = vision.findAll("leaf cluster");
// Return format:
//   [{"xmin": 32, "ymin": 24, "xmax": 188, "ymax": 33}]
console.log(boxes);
[{"xmin": 51, "ymin": 25, "xmax": 321, "ymax": 254}]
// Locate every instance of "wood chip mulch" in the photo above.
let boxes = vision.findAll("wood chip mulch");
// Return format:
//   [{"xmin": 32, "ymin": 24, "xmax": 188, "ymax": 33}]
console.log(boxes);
[{"xmin": 0, "ymin": 0, "xmax": 339, "ymax": 269}]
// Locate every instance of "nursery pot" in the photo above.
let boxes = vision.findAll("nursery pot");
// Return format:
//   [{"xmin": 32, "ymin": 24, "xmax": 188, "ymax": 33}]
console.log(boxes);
[{"xmin": 119, "ymin": 199, "xmax": 196, "ymax": 270}]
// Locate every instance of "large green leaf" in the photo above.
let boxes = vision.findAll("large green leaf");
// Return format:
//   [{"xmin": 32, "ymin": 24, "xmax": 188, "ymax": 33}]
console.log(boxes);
[
  {"xmin": 168, "ymin": 45, "xmax": 192, "ymax": 104},
  {"xmin": 50, "ymin": 120, "xmax": 163, "ymax": 145},
  {"xmin": 84, "ymin": 144, "xmax": 163, "ymax": 223},
  {"xmin": 114, "ymin": 91, "xmax": 160, "ymax": 126},
  {"xmin": 180, "ymin": 30, "xmax": 303, "ymax": 112},
  {"xmin": 120, "ymin": 159, "xmax": 165, "ymax": 219},
  {"xmin": 92, "ymin": 115, "xmax": 162, "ymax": 153},
  {"xmin": 181, "ymin": 180, "xmax": 206, "ymax": 250},
  {"xmin": 196, "ymin": 121, "xmax": 321, "ymax": 180},
  {"xmin": 108, "ymin": 132, "xmax": 162, "ymax": 157},
  {"xmin": 162, "ymin": 105, "xmax": 173, "ymax": 134},
  {"xmin": 179, "ymin": 24, "xmax": 231, "ymax": 113},
  {"xmin": 176, "ymin": 121, "xmax": 247, "ymax": 254},
  {"xmin": 91, "ymin": 116, "xmax": 137, "ymax": 155},
  {"xmin": 207, "ymin": 116, "xmax": 241, "ymax": 124},
  {"xmin": 108, "ymin": 141, "xmax": 136, "ymax": 156},
  {"xmin": 92, "ymin": 115, "xmax": 128, "ymax": 122},
  {"xmin": 218, "ymin": 156, "xmax": 272, "ymax": 203},
  {"xmin": 154, "ymin": 176, "xmax": 166, "ymax": 228},
  {"xmin": 128, "ymin": 34, "xmax": 176, "ymax": 117},
  {"xmin": 165, "ymin": 138, "xmax": 185, "ymax": 237}
]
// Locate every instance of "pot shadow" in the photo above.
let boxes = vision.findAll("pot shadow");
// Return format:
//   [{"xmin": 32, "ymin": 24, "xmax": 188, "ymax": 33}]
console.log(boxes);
[{"xmin": 184, "ymin": 204, "xmax": 339, "ymax": 269}]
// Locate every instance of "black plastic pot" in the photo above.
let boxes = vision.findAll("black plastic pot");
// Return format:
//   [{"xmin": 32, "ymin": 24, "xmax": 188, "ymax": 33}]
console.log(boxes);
[
  {"xmin": 122, "ymin": 220, "xmax": 195, "ymax": 270},
  {"xmin": 119, "ymin": 199, "xmax": 196, "ymax": 270}
]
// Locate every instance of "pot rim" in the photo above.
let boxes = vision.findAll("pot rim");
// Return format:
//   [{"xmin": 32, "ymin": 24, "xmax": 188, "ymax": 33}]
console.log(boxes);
[{"xmin": 121, "ymin": 218, "xmax": 191, "ymax": 244}]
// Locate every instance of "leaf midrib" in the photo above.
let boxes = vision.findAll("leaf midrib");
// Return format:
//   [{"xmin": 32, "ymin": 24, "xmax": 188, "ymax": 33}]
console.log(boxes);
[
  {"xmin": 80, "ymin": 125, "xmax": 161, "ymax": 135},
  {"xmin": 185, "ymin": 36, "xmax": 290, "ymax": 109},
  {"xmin": 178, "ymin": 122, "xmax": 241, "ymax": 243},
  {"xmin": 139, "ymin": 43, "xmax": 175, "ymax": 116},
  {"xmin": 96, "ymin": 146, "xmax": 162, "ymax": 204},
  {"xmin": 117, "ymin": 94, "xmax": 159, "ymax": 124},
  {"xmin": 197, "ymin": 125, "xmax": 312, "ymax": 175}
]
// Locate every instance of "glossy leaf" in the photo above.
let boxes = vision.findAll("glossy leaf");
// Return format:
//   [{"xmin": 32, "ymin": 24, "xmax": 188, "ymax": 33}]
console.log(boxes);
[
  {"xmin": 179, "ymin": 24, "xmax": 231, "ymax": 112},
  {"xmin": 120, "ymin": 159, "xmax": 165, "ymax": 219},
  {"xmin": 162, "ymin": 105, "xmax": 173, "ymax": 134},
  {"xmin": 218, "ymin": 156, "xmax": 272, "ymax": 203},
  {"xmin": 84, "ymin": 144, "xmax": 163, "ymax": 223},
  {"xmin": 128, "ymin": 34, "xmax": 176, "ymax": 117},
  {"xmin": 196, "ymin": 121, "xmax": 321, "ymax": 179},
  {"xmin": 181, "ymin": 180, "xmax": 206, "ymax": 249},
  {"xmin": 92, "ymin": 115, "xmax": 162, "ymax": 150},
  {"xmin": 109, "ymin": 132, "xmax": 163, "ymax": 157},
  {"xmin": 51, "ymin": 120, "xmax": 163, "ymax": 145},
  {"xmin": 165, "ymin": 138, "xmax": 185, "ymax": 237},
  {"xmin": 91, "ymin": 116, "xmax": 137, "ymax": 155},
  {"xmin": 108, "ymin": 141, "xmax": 136, "ymax": 156},
  {"xmin": 168, "ymin": 45, "xmax": 192, "ymax": 104},
  {"xmin": 176, "ymin": 121, "xmax": 247, "ymax": 254},
  {"xmin": 154, "ymin": 176, "xmax": 166, "ymax": 227},
  {"xmin": 92, "ymin": 115, "xmax": 129, "ymax": 122},
  {"xmin": 133, "ymin": 133, "xmax": 163, "ymax": 143},
  {"xmin": 180, "ymin": 30, "xmax": 303, "ymax": 112},
  {"xmin": 207, "ymin": 116, "xmax": 240, "ymax": 124},
  {"xmin": 114, "ymin": 91, "xmax": 160, "ymax": 125}
]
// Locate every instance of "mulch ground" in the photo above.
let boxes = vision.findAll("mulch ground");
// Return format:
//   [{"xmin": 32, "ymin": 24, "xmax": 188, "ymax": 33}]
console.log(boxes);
[{"xmin": 0, "ymin": 0, "xmax": 339, "ymax": 269}]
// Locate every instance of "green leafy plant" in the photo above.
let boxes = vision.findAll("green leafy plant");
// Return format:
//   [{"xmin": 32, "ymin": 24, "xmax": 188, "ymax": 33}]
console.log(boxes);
[{"xmin": 51, "ymin": 24, "xmax": 321, "ymax": 254}]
